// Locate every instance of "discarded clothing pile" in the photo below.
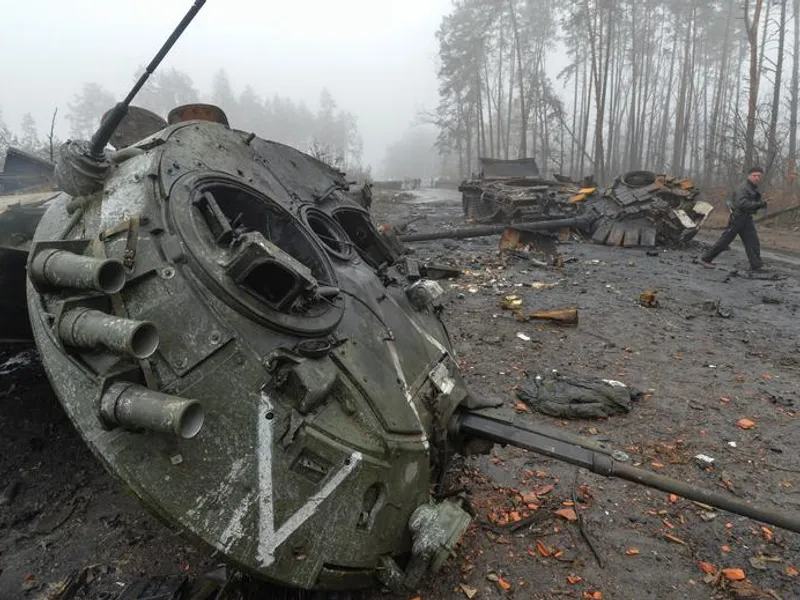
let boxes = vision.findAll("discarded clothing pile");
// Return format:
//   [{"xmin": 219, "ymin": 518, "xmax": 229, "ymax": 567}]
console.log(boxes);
[{"xmin": 516, "ymin": 372, "xmax": 642, "ymax": 419}]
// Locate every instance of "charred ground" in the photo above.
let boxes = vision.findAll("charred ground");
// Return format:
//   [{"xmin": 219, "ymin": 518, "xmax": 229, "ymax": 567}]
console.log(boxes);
[{"xmin": 2, "ymin": 188, "xmax": 800, "ymax": 600}]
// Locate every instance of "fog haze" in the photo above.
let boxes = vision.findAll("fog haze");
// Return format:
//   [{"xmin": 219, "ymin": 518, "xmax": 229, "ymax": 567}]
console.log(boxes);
[{"xmin": 0, "ymin": 0, "xmax": 450, "ymax": 174}]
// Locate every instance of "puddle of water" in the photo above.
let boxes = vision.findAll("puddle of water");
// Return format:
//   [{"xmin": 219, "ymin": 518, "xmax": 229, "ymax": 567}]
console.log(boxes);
[{"xmin": 406, "ymin": 190, "xmax": 462, "ymax": 205}]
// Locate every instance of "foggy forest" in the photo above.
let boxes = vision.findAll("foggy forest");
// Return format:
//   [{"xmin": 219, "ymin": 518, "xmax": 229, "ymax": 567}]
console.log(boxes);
[{"xmin": 0, "ymin": 0, "xmax": 798, "ymax": 189}]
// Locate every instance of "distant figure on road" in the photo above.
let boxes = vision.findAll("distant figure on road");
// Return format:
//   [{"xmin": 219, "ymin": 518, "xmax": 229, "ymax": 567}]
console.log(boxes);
[{"xmin": 701, "ymin": 166, "xmax": 766, "ymax": 270}]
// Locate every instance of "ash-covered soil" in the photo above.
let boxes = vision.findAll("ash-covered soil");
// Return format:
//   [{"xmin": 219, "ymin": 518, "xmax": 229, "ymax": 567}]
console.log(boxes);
[{"xmin": 2, "ymin": 188, "xmax": 800, "ymax": 600}]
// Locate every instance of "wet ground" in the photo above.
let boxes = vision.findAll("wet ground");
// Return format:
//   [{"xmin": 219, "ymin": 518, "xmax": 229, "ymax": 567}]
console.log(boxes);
[{"xmin": 2, "ymin": 188, "xmax": 800, "ymax": 599}]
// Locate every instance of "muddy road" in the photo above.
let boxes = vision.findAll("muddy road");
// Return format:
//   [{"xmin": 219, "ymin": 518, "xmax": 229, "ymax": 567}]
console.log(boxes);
[{"xmin": 2, "ymin": 188, "xmax": 800, "ymax": 599}]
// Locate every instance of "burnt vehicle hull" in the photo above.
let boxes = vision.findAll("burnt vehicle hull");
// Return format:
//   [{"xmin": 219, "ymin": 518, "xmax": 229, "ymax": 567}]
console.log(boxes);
[
  {"xmin": 0, "ymin": 191, "xmax": 58, "ymax": 340},
  {"xmin": 459, "ymin": 161, "xmax": 713, "ymax": 247}
]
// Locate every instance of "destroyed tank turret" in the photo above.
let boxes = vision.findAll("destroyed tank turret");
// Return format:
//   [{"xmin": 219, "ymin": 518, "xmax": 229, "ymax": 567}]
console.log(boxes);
[
  {"xmin": 31, "ymin": 113, "xmax": 482, "ymax": 591},
  {"xmin": 13, "ymin": 1, "xmax": 800, "ymax": 596}
]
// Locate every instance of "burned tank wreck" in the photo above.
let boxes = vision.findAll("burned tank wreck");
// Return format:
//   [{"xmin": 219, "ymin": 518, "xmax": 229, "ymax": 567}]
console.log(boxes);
[
  {"xmin": 458, "ymin": 158, "xmax": 714, "ymax": 248},
  {"xmin": 0, "ymin": 148, "xmax": 59, "ymax": 341},
  {"xmin": 6, "ymin": 1, "xmax": 800, "ymax": 597}
]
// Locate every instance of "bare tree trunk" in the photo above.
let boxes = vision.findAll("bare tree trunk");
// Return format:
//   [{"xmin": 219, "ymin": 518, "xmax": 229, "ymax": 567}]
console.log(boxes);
[
  {"xmin": 692, "ymin": 44, "xmax": 707, "ymax": 179},
  {"xmin": 457, "ymin": 136, "xmax": 464, "ymax": 179},
  {"xmin": 720, "ymin": 38, "xmax": 748, "ymax": 181},
  {"xmin": 580, "ymin": 47, "xmax": 593, "ymax": 177},
  {"xmin": 600, "ymin": 8, "xmax": 613, "ymax": 179},
  {"xmin": 657, "ymin": 30, "xmax": 679, "ymax": 171},
  {"xmin": 542, "ymin": 89, "xmax": 551, "ymax": 172},
  {"xmin": 758, "ymin": 0, "xmax": 772, "ymax": 74},
  {"xmin": 463, "ymin": 100, "xmax": 473, "ymax": 176},
  {"xmin": 529, "ymin": 71, "xmax": 539, "ymax": 162},
  {"xmin": 588, "ymin": 1, "xmax": 612, "ymax": 182},
  {"xmin": 744, "ymin": 0, "xmax": 764, "ymax": 168},
  {"xmin": 789, "ymin": 0, "xmax": 800, "ymax": 184},
  {"xmin": 506, "ymin": 39, "xmax": 515, "ymax": 159},
  {"xmin": 607, "ymin": 28, "xmax": 627, "ymax": 175},
  {"xmin": 709, "ymin": 0, "xmax": 734, "ymax": 182},
  {"xmin": 671, "ymin": 7, "xmax": 695, "ymax": 173},
  {"xmin": 680, "ymin": 7, "xmax": 698, "ymax": 173},
  {"xmin": 496, "ymin": 18, "xmax": 505, "ymax": 158},
  {"xmin": 508, "ymin": 0, "xmax": 527, "ymax": 157},
  {"xmin": 626, "ymin": 2, "xmax": 639, "ymax": 170},
  {"xmin": 483, "ymin": 62, "xmax": 494, "ymax": 158},
  {"xmin": 767, "ymin": 0, "xmax": 788, "ymax": 180},
  {"xmin": 476, "ymin": 69, "xmax": 486, "ymax": 159},
  {"xmin": 644, "ymin": 10, "xmax": 667, "ymax": 166},
  {"xmin": 570, "ymin": 57, "xmax": 579, "ymax": 176}
]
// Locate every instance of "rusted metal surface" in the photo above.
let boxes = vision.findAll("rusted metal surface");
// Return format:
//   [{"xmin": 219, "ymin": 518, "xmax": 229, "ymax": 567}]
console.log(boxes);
[
  {"xmin": 167, "ymin": 103, "xmax": 229, "ymax": 127},
  {"xmin": 514, "ymin": 307, "xmax": 579, "ymax": 326}
]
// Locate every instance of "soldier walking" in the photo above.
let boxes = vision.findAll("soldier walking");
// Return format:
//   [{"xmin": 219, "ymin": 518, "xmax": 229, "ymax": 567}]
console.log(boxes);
[{"xmin": 701, "ymin": 166, "xmax": 766, "ymax": 270}]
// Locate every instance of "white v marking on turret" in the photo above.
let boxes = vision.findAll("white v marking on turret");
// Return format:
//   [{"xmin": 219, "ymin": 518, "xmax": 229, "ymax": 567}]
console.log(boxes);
[{"xmin": 256, "ymin": 393, "xmax": 361, "ymax": 567}]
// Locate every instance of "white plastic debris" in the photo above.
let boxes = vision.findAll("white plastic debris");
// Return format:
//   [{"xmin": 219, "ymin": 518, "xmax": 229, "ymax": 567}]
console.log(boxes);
[
  {"xmin": 0, "ymin": 351, "xmax": 34, "ymax": 376},
  {"xmin": 694, "ymin": 454, "xmax": 715, "ymax": 467},
  {"xmin": 516, "ymin": 332, "xmax": 531, "ymax": 342},
  {"xmin": 602, "ymin": 379, "xmax": 627, "ymax": 388}
]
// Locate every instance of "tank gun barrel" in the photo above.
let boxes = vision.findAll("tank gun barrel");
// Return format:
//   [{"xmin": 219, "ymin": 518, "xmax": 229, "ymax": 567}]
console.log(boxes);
[
  {"xmin": 89, "ymin": 0, "xmax": 207, "ymax": 155},
  {"xmin": 398, "ymin": 216, "xmax": 593, "ymax": 243},
  {"xmin": 456, "ymin": 410, "xmax": 800, "ymax": 535}
]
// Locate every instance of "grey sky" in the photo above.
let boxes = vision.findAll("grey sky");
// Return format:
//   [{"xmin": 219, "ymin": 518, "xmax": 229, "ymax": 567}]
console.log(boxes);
[{"xmin": 0, "ymin": 0, "xmax": 451, "ymax": 172}]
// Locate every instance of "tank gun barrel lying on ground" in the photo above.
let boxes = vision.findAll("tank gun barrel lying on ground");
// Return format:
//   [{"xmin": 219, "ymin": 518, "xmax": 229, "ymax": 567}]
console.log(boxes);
[
  {"xmin": 454, "ymin": 410, "xmax": 800, "ymax": 536},
  {"xmin": 397, "ymin": 215, "xmax": 595, "ymax": 243}
]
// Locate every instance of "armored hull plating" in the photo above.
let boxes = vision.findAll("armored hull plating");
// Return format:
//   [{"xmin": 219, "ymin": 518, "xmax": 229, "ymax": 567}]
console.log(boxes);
[{"xmin": 28, "ymin": 121, "xmax": 474, "ymax": 590}]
